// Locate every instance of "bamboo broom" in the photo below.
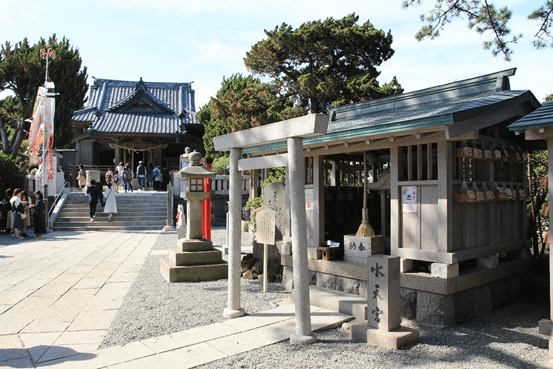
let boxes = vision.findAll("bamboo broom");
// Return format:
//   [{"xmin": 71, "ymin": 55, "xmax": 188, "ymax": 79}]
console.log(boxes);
[{"xmin": 356, "ymin": 152, "xmax": 376, "ymax": 237}]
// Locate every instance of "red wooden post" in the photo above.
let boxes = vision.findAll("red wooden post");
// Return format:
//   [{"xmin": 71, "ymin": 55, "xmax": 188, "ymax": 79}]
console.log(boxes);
[{"xmin": 203, "ymin": 162, "xmax": 212, "ymax": 240}]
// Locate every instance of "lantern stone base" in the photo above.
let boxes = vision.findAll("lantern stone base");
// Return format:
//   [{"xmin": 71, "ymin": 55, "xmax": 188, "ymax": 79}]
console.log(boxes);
[
  {"xmin": 350, "ymin": 323, "xmax": 419, "ymax": 350},
  {"xmin": 160, "ymin": 238, "xmax": 228, "ymax": 282}
]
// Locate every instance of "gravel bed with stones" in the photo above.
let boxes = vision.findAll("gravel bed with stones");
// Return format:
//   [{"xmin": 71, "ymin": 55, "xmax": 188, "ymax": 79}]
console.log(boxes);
[
  {"xmin": 100, "ymin": 228, "xmax": 288, "ymax": 348},
  {"xmin": 101, "ymin": 229, "xmax": 550, "ymax": 368}
]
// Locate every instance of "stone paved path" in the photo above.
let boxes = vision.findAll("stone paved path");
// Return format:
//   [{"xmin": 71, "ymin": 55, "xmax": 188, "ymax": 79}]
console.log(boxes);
[
  {"xmin": 0, "ymin": 231, "xmax": 158, "ymax": 367},
  {"xmin": 0, "ymin": 230, "xmax": 351, "ymax": 368}
]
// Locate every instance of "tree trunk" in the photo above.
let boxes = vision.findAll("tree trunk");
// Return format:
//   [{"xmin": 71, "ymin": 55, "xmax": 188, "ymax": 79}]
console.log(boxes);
[{"xmin": 0, "ymin": 117, "xmax": 28, "ymax": 158}]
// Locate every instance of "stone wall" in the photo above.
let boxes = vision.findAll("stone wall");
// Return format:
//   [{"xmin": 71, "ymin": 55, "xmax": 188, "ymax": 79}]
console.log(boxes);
[{"xmin": 282, "ymin": 257, "xmax": 529, "ymax": 327}]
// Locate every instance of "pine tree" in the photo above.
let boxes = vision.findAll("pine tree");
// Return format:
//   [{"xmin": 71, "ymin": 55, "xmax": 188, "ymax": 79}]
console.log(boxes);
[
  {"xmin": 199, "ymin": 74, "xmax": 306, "ymax": 159},
  {"xmin": 244, "ymin": 13, "xmax": 403, "ymax": 114},
  {"xmin": 0, "ymin": 34, "xmax": 88, "ymax": 157}
]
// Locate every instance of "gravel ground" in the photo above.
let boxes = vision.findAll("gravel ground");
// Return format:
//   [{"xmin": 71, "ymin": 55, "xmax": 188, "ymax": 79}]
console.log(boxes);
[
  {"xmin": 100, "ymin": 228, "xmax": 288, "ymax": 348},
  {"xmin": 101, "ymin": 228, "xmax": 550, "ymax": 368}
]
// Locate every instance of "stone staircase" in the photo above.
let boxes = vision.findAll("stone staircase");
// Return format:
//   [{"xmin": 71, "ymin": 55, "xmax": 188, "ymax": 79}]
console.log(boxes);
[{"xmin": 52, "ymin": 190, "xmax": 168, "ymax": 231}]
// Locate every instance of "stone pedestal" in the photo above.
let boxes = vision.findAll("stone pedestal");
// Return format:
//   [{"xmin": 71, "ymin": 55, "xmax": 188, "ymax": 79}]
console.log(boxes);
[
  {"xmin": 350, "ymin": 254, "xmax": 419, "ymax": 349},
  {"xmin": 160, "ymin": 237, "xmax": 228, "ymax": 282}
]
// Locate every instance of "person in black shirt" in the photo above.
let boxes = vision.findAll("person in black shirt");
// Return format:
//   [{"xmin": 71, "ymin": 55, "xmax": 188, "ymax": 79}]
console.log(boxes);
[{"xmin": 87, "ymin": 180, "xmax": 99, "ymax": 222}]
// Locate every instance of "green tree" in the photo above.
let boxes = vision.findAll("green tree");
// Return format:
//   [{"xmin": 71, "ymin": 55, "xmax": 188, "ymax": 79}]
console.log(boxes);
[
  {"xmin": 0, "ymin": 34, "xmax": 88, "ymax": 157},
  {"xmin": 244, "ymin": 13, "xmax": 403, "ymax": 114},
  {"xmin": 403, "ymin": 0, "xmax": 553, "ymax": 61},
  {"xmin": 198, "ymin": 74, "xmax": 306, "ymax": 159},
  {"xmin": 0, "ymin": 152, "xmax": 18, "ymax": 186}
]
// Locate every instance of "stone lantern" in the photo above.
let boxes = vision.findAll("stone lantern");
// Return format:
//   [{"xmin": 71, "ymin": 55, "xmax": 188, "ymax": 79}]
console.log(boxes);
[
  {"xmin": 161, "ymin": 150, "xmax": 227, "ymax": 282},
  {"xmin": 176, "ymin": 150, "xmax": 216, "ymax": 240}
]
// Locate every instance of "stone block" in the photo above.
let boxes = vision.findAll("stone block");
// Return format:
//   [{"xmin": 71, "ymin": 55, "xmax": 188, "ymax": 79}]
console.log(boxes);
[
  {"xmin": 344, "ymin": 235, "xmax": 385, "ymax": 264},
  {"xmin": 307, "ymin": 247, "xmax": 318, "ymax": 260},
  {"xmin": 367, "ymin": 255, "xmax": 400, "ymax": 332},
  {"xmin": 180, "ymin": 238, "xmax": 213, "ymax": 252},
  {"xmin": 477, "ymin": 254, "xmax": 499, "ymax": 268},
  {"xmin": 350, "ymin": 324, "xmax": 419, "ymax": 350},
  {"xmin": 160, "ymin": 258, "xmax": 228, "ymax": 282},
  {"xmin": 539, "ymin": 319, "xmax": 553, "ymax": 336},
  {"xmin": 400, "ymin": 258, "xmax": 414, "ymax": 273},
  {"xmin": 506, "ymin": 248, "xmax": 531, "ymax": 260},
  {"xmin": 359, "ymin": 280, "xmax": 368, "ymax": 297},
  {"xmin": 309, "ymin": 286, "xmax": 367, "ymax": 321},
  {"xmin": 506, "ymin": 276, "xmax": 521, "ymax": 301},
  {"xmin": 335, "ymin": 276, "xmax": 360, "ymax": 295},
  {"xmin": 315, "ymin": 272, "xmax": 336, "ymax": 290},
  {"xmin": 400, "ymin": 288, "xmax": 417, "ymax": 320},
  {"xmin": 401, "ymin": 272, "xmax": 454, "ymax": 295},
  {"xmin": 176, "ymin": 227, "xmax": 187, "ymax": 240},
  {"xmin": 281, "ymin": 241, "xmax": 292, "ymax": 255},
  {"xmin": 282, "ymin": 267, "xmax": 293, "ymax": 292},
  {"xmin": 430, "ymin": 263, "xmax": 459, "ymax": 279},
  {"xmin": 416, "ymin": 291, "xmax": 455, "ymax": 327},
  {"xmin": 309, "ymin": 271, "xmax": 317, "ymax": 286},
  {"xmin": 490, "ymin": 280, "xmax": 508, "ymax": 309},
  {"xmin": 453, "ymin": 289, "xmax": 476, "ymax": 324},
  {"xmin": 473, "ymin": 285, "xmax": 493, "ymax": 317},
  {"xmin": 169, "ymin": 248, "xmax": 223, "ymax": 266}
]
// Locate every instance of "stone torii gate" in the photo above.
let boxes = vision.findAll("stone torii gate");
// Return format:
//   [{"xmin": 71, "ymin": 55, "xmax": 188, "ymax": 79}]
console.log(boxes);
[{"xmin": 213, "ymin": 113, "xmax": 329, "ymax": 344}]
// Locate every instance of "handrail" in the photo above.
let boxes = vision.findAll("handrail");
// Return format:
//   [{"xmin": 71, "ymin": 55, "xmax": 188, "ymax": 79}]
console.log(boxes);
[{"xmin": 49, "ymin": 181, "xmax": 69, "ymax": 217}]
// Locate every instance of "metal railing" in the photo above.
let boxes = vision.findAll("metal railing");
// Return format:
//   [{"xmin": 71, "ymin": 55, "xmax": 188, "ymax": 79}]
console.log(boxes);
[{"xmin": 49, "ymin": 181, "xmax": 69, "ymax": 217}]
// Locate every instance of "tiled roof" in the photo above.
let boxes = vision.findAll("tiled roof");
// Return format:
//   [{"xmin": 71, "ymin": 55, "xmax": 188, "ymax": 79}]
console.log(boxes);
[
  {"xmin": 244, "ymin": 69, "xmax": 540, "ymax": 154},
  {"xmin": 73, "ymin": 78, "xmax": 202, "ymax": 135},
  {"xmin": 508, "ymin": 101, "xmax": 553, "ymax": 131}
]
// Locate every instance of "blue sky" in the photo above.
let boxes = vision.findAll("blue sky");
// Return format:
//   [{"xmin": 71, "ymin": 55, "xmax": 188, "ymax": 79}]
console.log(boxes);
[{"xmin": 2, "ymin": 0, "xmax": 552, "ymax": 109}]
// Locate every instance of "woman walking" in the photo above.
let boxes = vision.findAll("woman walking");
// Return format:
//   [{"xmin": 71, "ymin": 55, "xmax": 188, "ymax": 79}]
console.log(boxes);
[
  {"xmin": 103, "ymin": 183, "xmax": 118, "ymax": 222},
  {"xmin": 33, "ymin": 191, "xmax": 47, "ymax": 238},
  {"xmin": 9, "ymin": 188, "xmax": 24, "ymax": 239}
]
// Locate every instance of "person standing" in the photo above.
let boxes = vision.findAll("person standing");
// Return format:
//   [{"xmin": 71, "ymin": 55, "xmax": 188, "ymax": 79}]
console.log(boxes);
[
  {"xmin": 20, "ymin": 190, "xmax": 31, "ymax": 237},
  {"xmin": 148, "ymin": 163, "xmax": 154, "ymax": 189},
  {"xmin": 3, "ymin": 189, "xmax": 14, "ymax": 235},
  {"xmin": 105, "ymin": 168, "xmax": 115, "ymax": 188},
  {"xmin": 95, "ymin": 180, "xmax": 105, "ymax": 208},
  {"xmin": 103, "ymin": 183, "xmax": 118, "ymax": 222},
  {"xmin": 136, "ymin": 161, "xmax": 147, "ymax": 191},
  {"xmin": 9, "ymin": 188, "xmax": 24, "ymax": 239},
  {"xmin": 87, "ymin": 179, "xmax": 99, "ymax": 222},
  {"xmin": 162, "ymin": 167, "xmax": 170, "ymax": 191},
  {"xmin": 154, "ymin": 166, "xmax": 163, "ymax": 190},
  {"xmin": 123, "ymin": 162, "xmax": 133, "ymax": 192},
  {"xmin": 33, "ymin": 191, "xmax": 47, "ymax": 238},
  {"xmin": 77, "ymin": 164, "xmax": 87, "ymax": 189},
  {"xmin": 116, "ymin": 161, "xmax": 125, "ymax": 191}
]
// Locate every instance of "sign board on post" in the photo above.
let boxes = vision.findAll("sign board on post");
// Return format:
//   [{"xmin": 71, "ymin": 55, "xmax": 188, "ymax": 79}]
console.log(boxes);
[
  {"xmin": 255, "ymin": 206, "xmax": 276, "ymax": 293},
  {"xmin": 256, "ymin": 206, "xmax": 276, "ymax": 245}
]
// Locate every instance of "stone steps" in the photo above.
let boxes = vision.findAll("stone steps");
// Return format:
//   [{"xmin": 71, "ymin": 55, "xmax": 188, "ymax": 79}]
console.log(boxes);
[
  {"xmin": 52, "ymin": 191, "xmax": 169, "ymax": 231},
  {"xmin": 309, "ymin": 285, "xmax": 367, "ymax": 321}
]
